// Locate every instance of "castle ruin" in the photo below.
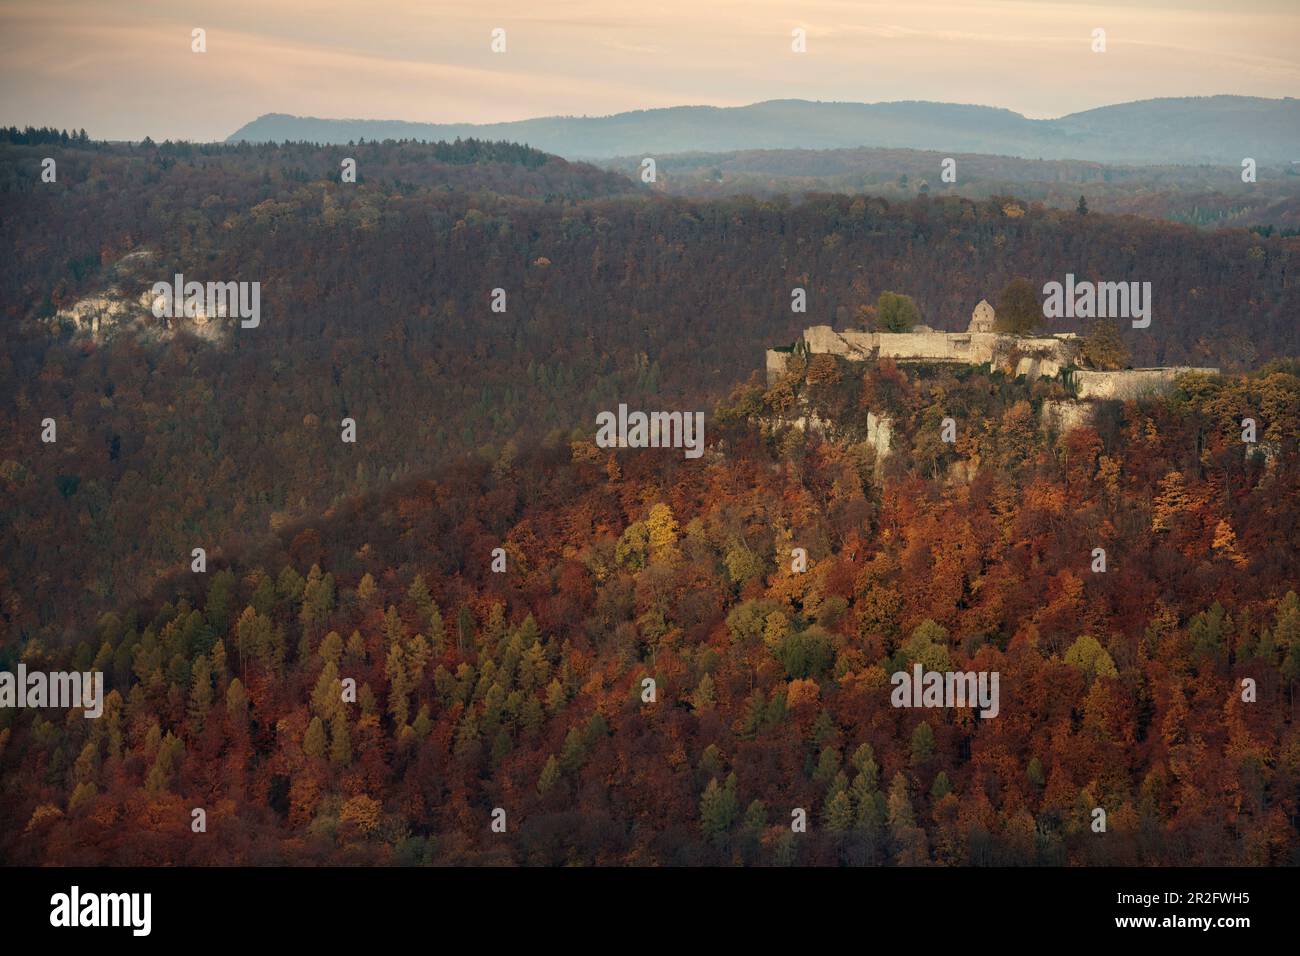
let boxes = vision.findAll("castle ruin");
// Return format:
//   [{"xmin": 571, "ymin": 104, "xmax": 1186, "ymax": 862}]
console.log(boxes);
[
  {"xmin": 764, "ymin": 299, "xmax": 1220, "ymax": 456},
  {"xmin": 766, "ymin": 300, "xmax": 1081, "ymax": 386}
]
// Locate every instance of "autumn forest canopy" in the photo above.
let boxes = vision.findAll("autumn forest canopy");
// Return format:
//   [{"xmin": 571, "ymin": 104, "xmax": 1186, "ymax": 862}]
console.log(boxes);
[{"xmin": 1, "ymin": 135, "xmax": 1299, "ymax": 866}]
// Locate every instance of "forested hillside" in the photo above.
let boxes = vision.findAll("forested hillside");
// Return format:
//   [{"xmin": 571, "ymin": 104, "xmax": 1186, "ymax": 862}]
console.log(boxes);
[
  {"xmin": 2, "ymin": 359, "xmax": 1298, "ymax": 865},
  {"xmin": 3, "ymin": 137, "xmax": 1298, "ymax": 642}
]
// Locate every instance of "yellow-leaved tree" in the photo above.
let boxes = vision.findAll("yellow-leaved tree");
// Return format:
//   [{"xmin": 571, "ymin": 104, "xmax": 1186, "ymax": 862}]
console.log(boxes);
[{"xmin": 646, "ymin": 503, "xmax": 679, "ymax": 561}]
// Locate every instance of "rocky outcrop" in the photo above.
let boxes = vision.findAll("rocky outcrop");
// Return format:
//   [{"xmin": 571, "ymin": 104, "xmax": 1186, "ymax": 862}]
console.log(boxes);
[
  {"xmin": 1040, "ymin": 400, "xmax": 1096, "ymax": 436},
  {"xmin": 48, "ymin": 250, "xmax": 231, "ymax": 345},
  {"xmin": 866, "ymin": 411, "xmax": 893, "ymax": 463},
  {"xmin": 55, "ymin": 292, "xmax": 144, "ymax": 338},
  {"xmin": 1014, "ymin": 355, "xmax": 1067, "ymax": 379}
]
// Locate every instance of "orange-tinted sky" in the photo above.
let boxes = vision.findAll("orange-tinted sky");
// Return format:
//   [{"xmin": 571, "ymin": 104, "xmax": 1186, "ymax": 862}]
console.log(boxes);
[{"xmin": 1, "ymin": 0, "xmax": 1296, "ymax": 141}]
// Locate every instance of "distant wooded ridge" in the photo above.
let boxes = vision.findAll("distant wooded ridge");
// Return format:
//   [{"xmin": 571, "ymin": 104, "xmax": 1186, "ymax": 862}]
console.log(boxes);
[
  {"xmin": 600, "ymin": 145, "xmax": 1300, "ymax": 232},
  {"xmin": 226, "ymin": 96, "xmax": 1300, "ymax": 165}
]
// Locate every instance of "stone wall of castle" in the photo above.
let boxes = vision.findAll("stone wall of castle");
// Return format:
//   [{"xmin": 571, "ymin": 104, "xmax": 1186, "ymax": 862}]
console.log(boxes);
[
  {"xmin": 765, "ymin": 349, "xmax": 792, "ymax": 385},
  {"xmin": 768, "ymin": 330, "xmax": 1219, "ymax": 399},
  {"xmin": 768, "ymin": 324, "xmax": 1079, "ymax": 385},
  {"xmin": 802, "ymin": 326, "xmax": 875, "ymax": 358},
  {"xmin": 1071, "ymin": 367, "xmax": 1218, "ymax": 401},
  {"xmin": 875, "ymin": 330, "xmax": 997, "ymax": 363}
]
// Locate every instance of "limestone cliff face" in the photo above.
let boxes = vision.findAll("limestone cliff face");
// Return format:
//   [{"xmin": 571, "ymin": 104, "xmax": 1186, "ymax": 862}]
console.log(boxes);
[
  {"xmin": 55, "ymin": 292, "xmax": 144, "ymax": 338},
  {"xmin": 866, "ymin": 411, "xmax": 893, "ymax": 464},
  {"xmin": 47, "ymin": 250, "xmax": 232, "ymax": 345},
  {"xmin": 765, "ymin": 408, "xmax": 894, "ymax": 475},
  {"xmin": 1040, "ymin": 399, "xmax": 1096, "ymax": 436},
  {"xmin": 787, "ymin": 412, "xmax": 834, "ymax": 437},
  {"xmin": 1014, "ymin": 355, "xmax": 1067, "ymax": 379}
]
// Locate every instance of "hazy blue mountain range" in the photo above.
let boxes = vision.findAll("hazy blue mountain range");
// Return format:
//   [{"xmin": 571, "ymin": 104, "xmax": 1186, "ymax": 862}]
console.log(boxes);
[{"xmin": 226, "ymin": 96, "xmax": 1300, "ymax": 165}]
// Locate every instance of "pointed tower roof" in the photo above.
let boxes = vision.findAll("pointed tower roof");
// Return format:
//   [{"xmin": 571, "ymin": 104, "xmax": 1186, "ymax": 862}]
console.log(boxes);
[{"xmin": 969, "ymin": 299, "xmax": 995, "ymax": 333}]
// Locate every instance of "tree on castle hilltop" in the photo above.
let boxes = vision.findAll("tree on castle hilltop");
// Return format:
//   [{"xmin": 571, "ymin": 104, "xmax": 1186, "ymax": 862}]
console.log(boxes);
[
  {"xmin": 1081, "ymin": 318, "xmax": 1130, "ymax": 370},
  {"xmin": 875, "ymin": 291, "xmax": 922, "ymax": 332},
  {"xmin": 994, "ymin": 277, "xmax": 1043, "ymax": 334}
]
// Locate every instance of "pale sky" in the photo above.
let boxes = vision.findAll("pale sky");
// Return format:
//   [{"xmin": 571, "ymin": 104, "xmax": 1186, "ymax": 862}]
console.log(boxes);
[{"xmin": 1, "ymin": 0, "xmax": 1296, "ymax": 141}]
